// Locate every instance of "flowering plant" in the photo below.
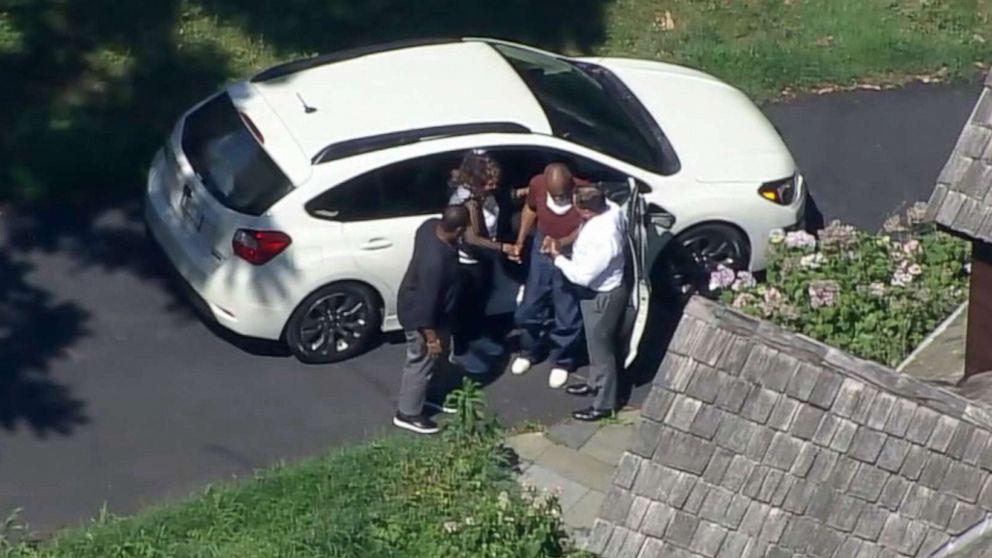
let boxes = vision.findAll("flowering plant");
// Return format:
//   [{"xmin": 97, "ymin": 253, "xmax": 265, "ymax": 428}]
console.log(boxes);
[{"xmin": 716, "ymin": 203, "xmax": 969, "ymax": 367}]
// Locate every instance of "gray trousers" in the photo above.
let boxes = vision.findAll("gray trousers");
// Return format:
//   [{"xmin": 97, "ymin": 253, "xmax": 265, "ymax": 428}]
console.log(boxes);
[
  {"xmin": 580, "ymin": 286, "xmax": 628, "ymax": 412},
  {"xmin": 398, "ymin": 330, "xmax": 440, "ymax": 417}
]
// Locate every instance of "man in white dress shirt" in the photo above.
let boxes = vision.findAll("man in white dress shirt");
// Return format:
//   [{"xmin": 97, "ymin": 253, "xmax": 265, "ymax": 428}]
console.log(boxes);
[{"xmin": 548, "ymin": 184, "xmax": 628, "ymax": 422}]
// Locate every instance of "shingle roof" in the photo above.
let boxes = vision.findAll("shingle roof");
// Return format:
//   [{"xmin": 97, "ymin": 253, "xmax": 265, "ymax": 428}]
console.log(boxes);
[{"xmin": 926, "ymin": 72, "xmax": 992, "ymax": 242}]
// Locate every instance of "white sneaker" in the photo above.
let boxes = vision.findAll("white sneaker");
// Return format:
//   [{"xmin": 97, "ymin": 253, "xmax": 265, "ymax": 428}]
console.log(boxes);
[
  {"xmin": 548, "ymin": 368, "xmax": 569, "ymax": 389},
  {"xmin": 516, "ymin": 285, "xmax": 526, "ymax": 306},
  {"xmin": 424, "ymin": 402, "xmax": 458, "ymax": 415},
  {"xmin": 511, "ymin": 357, "xmax": 532, "ymax": 375}
]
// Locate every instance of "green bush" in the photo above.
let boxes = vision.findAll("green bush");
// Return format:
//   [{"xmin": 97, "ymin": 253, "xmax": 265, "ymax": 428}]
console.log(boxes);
[
  {"xmin": 716, "ymin": 204, "xmax": 970, "ymax": 367},
  {"xmin": 1, "ymin": 380, "xmax": 583, "ymax": 558}
]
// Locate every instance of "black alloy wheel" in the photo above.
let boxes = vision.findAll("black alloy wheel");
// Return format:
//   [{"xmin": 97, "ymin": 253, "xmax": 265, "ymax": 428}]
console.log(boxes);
[
  {"xmin": 286, "ymin": 283, "xmax": 381, "ymax": 364},
  {"xmin": 659, "ymin": 223, "xmax": 750, "ymax": 301}
]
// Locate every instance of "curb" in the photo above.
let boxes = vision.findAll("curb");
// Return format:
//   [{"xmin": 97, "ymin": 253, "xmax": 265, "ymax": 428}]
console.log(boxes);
[{"xmin": 896, "ymin": 301, "xmax": 968, "ymax": 373}]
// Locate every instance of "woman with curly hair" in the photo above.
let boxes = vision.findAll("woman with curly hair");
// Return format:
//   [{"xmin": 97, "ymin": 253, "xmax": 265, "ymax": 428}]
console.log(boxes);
[{"xmin": 447, "ymin": 151, "xmax": 519, "ymax": 375}]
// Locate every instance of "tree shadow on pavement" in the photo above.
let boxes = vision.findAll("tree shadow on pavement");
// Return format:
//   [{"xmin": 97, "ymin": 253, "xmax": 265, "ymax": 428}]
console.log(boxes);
[
  {"xmin": 0, "ymin": 251, "xmax": 89, "ymax": 438},
  {"xmin": 0, "ymin": 0, "xmax": 611, "ymax": 439}
]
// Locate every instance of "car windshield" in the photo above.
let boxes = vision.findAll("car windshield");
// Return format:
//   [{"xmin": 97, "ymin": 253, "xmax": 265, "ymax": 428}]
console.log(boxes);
[
  {"xmin": 492, "ymin": 44, "xmax": 660, "ymax": 171},
  {"xmin": 182, "ymin": 93, "xmax": 293, "ymax": 216}
]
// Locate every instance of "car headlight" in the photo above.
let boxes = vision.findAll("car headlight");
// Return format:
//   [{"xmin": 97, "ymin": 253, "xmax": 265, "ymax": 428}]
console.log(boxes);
[{"xmin": 758, "ymin": 174, "xmax": 799, "ymax": 205}]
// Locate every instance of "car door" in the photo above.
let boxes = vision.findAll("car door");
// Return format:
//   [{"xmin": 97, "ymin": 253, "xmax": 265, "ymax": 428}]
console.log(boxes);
[
  {"xmin": 307, "ymin": 152, "xmax": 462, "ymax": 310},
  {"xmin": 600, "ymin": 177, "xmax": 673, "ymax": 368}
]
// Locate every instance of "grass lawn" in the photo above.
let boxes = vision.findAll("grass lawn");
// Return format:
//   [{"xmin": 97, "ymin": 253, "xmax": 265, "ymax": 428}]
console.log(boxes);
[
  {"xmin": 1, "ymin": 386, "xmax": 583, "ymax": 557},
  {"xmin": 2, "ymin": 0, "xmax": 991, "ymax": 205}
]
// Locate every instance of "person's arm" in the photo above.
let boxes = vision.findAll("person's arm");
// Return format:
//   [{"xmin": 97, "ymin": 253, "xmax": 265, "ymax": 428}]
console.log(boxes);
[
  {"xmin": 516, "ymin": 204, "xmax": 537, "ymax": 248},
  {"xmin": 462, "ymin": 199, "xmax": 513, "ymax": 255},
  {"xmin": 553, "ymin": 234, "xmax": 614, "ymax": 288},
  {"xmin": 558, "ymin": 228, "xmax": 580, "ymax": 249}
]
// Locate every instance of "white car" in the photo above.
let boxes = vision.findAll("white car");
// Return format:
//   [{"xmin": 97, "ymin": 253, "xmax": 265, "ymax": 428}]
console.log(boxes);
[{"xmin": 145, "ymin": 38, "xmax": 805, "ymax": 364}]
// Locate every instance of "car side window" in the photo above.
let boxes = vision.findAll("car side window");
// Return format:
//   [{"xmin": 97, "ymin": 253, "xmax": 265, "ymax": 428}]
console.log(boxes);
[
  {"xmin": 307, "ymin": 152, "xmax": 462, "ymax": 222},
  {"xmin": 489, "ymin": 147, "xmax": 627, "ymax": 186}
]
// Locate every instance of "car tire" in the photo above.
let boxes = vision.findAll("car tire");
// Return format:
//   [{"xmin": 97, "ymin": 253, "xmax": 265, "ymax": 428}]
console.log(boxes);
[
  {"xmin": 285, "ymin": 282, "xmax": 382, "ymax": 364},
  {"xmin": 656, "ymin": 222, "xmax": 751, "ymax": 302}
]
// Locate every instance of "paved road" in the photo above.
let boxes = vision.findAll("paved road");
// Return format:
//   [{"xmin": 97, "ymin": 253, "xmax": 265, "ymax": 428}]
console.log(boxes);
[{"xmin": 0, "ymin": 81, "xmax": 982, "ymax": 533}]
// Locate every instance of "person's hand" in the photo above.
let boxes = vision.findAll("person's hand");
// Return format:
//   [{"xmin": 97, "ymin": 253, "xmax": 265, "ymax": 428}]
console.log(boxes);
[
  {"xmin": 540, "ymin": 236, "xmax": 554, "ymax": 255},
  {"xmin": 546, "ymin": 239, "xmax": 561, "ymax": 259},
  {"xmin": 425, "ymin": 337, "xmax": 443, "ymax": 358}
]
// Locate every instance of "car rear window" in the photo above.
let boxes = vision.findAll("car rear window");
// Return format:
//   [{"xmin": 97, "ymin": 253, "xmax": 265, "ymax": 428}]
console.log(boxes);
[{"xmin": 181, "ymin": 93, "xmax": 293, "ymax": 215}]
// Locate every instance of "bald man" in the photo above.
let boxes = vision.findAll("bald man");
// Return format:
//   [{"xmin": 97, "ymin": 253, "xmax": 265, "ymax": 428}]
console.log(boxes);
[{"xmin": 510, "ymin": 163, "xmax": 589, "ymax": 389}]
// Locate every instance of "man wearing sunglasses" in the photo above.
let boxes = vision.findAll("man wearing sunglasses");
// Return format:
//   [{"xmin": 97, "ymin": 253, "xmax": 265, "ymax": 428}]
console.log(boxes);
[{"xmin": 510, "ymin": 163, "xmax": 589, "ymax": 388}]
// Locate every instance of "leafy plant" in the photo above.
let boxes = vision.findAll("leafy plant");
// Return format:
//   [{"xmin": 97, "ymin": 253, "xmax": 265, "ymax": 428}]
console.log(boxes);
[{"xmin": 715, "ymin": 203, "xmax": 969, "ymax": 367}]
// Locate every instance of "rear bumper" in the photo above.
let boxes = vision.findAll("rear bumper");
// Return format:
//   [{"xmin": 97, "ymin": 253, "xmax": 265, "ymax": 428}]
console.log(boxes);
[{"xmin": 144, "ymin": 164, "xmax": 289, "ymax": 340}]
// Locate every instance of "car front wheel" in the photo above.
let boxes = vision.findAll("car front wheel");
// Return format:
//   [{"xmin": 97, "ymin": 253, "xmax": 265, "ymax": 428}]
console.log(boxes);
[
  {"xmin": 285, "ymin": 283, "xmax": 382, "ymax": 364},
  {"xmin": 658, "ymin": 223, "xmax": 750, "ymax": 301}
]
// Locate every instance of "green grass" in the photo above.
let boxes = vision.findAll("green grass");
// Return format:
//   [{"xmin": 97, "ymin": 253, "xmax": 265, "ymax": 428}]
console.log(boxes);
[
  {"xmin": 2, "ymin": 0, "xmax": 991, "ymax": 206},
  {"xmin": 0, "ymin": 382, "xmax": 585, "ymax": 558},
  {"xmin": 1, "ymin": 431, "xmax": 580, "ymax": 557},
  {"xmin": 601, "ymin": 0, "xmax": 992, "ymax": 102}
]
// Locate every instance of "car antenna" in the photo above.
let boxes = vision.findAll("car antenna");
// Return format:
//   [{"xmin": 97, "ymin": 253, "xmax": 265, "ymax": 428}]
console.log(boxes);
[{"xmin": 296, "ymin": 92, "xmax": 317, "ymax": 114}]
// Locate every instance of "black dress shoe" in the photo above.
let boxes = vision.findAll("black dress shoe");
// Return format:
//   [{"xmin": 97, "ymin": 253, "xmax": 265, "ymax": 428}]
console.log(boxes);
[
  {"xmin": 393, "ymin": 412, "xmax": 440, "ymax": 435},
  {"xmin": 572, "ymin": 407, "xmax": 615, "ymax": 422},
  {"xmin": 565, "ymin": 383, "xmax": 597, "ymax": 397}
]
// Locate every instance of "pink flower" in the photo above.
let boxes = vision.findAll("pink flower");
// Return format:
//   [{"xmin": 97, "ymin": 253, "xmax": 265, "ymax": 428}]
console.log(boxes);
[
  {"xmin": 731, "ymin": 271, "xmax": 756, "ymax": 292},
  {"xmin": 732, "ymin": 293, "xmax": 757, "ymax": 309},
  {"xmin": 902, "ymin": 240, "xmax": 921, "ymax": 255},
  {"xmin": 800, "ymin": 253, "xmax": 826, "ymax": 270},
  {"xmin": 785, "ymin": 230, "xmax": 817, "ymax": 250},
  {"xmin": 819, "ymin": 221, "xmax": 857, "ymax": 252},
  {"xmin": 708, "ymin": 265, "xmax": 736, "ymax": 291},
  {"xmin": 868, "ymin": 282, "xmax": 887, "ymax": 298},
  {"xmin": 908, "ymin": 263, "xmax": 923, "ymax": 276},
  {"xmin": 808, "ymin": 280, "xmax": 840, "ymax": 309}
]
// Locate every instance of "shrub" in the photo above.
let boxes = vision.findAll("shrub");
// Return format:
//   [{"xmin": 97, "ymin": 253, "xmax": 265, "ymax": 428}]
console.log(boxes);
[
  {"xmin": 715, "ymin": 204, "xmax": 970, "ymax": 367},
  {"xmin": 0, "ymin": 380, "xmax": 582, "ymax": 558}
]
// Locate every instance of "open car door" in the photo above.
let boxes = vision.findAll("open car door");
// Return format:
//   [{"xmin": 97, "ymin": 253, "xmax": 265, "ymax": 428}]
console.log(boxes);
[{"xmin": 600, "ymin": 178, "xmax": 674, "ymax": 368}]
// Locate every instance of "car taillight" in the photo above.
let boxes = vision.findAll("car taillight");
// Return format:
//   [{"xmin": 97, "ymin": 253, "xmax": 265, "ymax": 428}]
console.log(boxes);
[
  {"xmin": 232, "ymin": 229, "xmax": 291, "ymax": 265},
  {"xmin": 758, "ymin": 175, "xmax": 797, "ymax": 205}
]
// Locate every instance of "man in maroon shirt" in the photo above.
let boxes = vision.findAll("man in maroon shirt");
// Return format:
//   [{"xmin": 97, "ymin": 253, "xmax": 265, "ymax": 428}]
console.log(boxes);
[{"xmin": 510, "ymin": 163, "xmax": 588, "ymax": 388}]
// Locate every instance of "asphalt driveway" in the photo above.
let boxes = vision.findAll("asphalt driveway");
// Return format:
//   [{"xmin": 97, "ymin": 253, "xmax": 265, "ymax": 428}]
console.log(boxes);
[{"xmin": 0, "ymin": 81, "xmax": 982, "ymax": 533}]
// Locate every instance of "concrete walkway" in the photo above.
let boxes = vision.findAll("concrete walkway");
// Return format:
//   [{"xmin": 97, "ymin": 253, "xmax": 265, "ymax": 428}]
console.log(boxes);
[{"xmin": 507, "ymin": 410, "xmax": 639, "ymax": 546}]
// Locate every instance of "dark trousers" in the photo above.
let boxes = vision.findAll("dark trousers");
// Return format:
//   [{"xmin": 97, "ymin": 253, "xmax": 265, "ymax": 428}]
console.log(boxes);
[
  {"xmin": 514, "ymin": 235, "xmax": 584, "ymax": 370},
  {"xmin": 452, "ymin": 260, "xmax": 505, "ymax": 374},
  {"xmin": 580, "ymin": 286, "xmax": 628, "ymax": 412}
]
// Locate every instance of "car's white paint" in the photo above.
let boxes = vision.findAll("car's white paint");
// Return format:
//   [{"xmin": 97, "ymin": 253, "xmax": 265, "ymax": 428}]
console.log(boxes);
[{"xmin": 145, "ymin": 39, "xmax": 804, "ymax": 347}]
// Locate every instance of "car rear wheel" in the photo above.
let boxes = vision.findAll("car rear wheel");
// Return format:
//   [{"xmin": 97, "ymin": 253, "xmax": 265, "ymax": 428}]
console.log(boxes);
[
  {"xmin": 286, "ymin": 283, "xmax": 382, "ymax": 364},
  {"xmin": 658, "ymin": 223, "xmax": 750, "ymax": 301}
]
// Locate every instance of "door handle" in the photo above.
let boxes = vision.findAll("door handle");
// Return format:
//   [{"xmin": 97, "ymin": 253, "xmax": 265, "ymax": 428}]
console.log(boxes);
[{"xmin": 360, "ymin": 238, "xmax": 393, "ymax": 251}]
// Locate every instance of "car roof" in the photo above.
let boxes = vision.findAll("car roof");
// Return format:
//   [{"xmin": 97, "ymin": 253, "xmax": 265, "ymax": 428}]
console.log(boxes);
[{"xmin": 245, "ymin": 40, "xmax": 553, "ymax": 162}]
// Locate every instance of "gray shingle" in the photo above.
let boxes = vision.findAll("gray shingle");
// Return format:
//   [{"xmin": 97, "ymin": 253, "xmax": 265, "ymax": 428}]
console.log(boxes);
[
  {"xmin": 876, "ymin": 437, "xmax": 912, "ymax": 473},
  {"xmin": 906, "ymin": 406, "xmax": 941, "ymax": 445},
  {"xmin": 641, "ymin": 389, "xmax": 676, "ymax": 423},
  {"xmin": 655, "ymin": 426, "xmax": 716, "ymax": 476},
  {"xmin": 689, "ymin": 520, "xmax": 728, "ymax": 558},
  {"xmin": 714, "ymin": 413, "xmax": 758, "ymax": 454},
  {"xmin": 791, "ymin": 443, "xmax": 819, "ymax": 478},
  {"xmin": 786, "ymin": 362, "xmax": 820, "ymax": 401},
  {"xmin": 957, "ymin": 123, "xmax": 992, "ymax": 159},
  {"xmin": 919, "ymin": 452, "xmax": 952, "ymax": 490},
  {"xmin": 767, "ymin": 396, "xmax": 800, "ymax": 432},
  {"xmin": 740, "ymin": 387, "xmax": 779, "ymax": 424},
  {"xmin": 585, "ymin": 519, "xmax": 615, "ymax": 555},
  {"xmin": 884, "ymin": 398, "xmax": 919, "ymax": 438},
  {"xmin": 829, "ymin": 418, "xmax": 859, "ymax": 453},
  {"xmin": 921, "ymin": 492, "xmax": 958, "ymax": 530},
  {"xmin": 848, "ymin": 463, "xmax": 890, "ymax": 502},
  {"xmin": 949, "ymin": 501, "xmax": 985, "ymax": 535},
  {"xmin": 940, "ymin": 461, "xmax": 985, "ymax": 504},
  {"xmin": 866, "ymin": 392, "xmax": 898, "ymax": 431},
  {"xmin": 661, "ymin": 353, "xmax": 697, "ymax": 393},
  {"xmin": 619, "ymin": 532, "xmax": 647, "ymax": 558},
  {"xmin": 927, "ymin": 414, "xmax": 961, "ymax": 453},
  {"xmin": 615, "ymin": 452, "xmax": 643, "ymax": 489},
  {"xmin": 850, "ymin": 427, "xmax": 888, "ymax": 463},
  {"xmin": 791, "ymin": 404, "xmax": 826, "ymax": 441},
  {"xmin": 828, "ymin": 494, "xmax": 868, "ymax": 532},
  {"xmin": 765, "ymin": 432, "xmax": 804, "ymax": 471},
  {"xmin": 902, "ymin": 484, "xmax": 935, "ymax": 521},
  {"xmin": 665, "ymin": 510, "xmax": 700, "ymax": 548},
  {"xmin": 640, "ymin": 502, "xmax": 675, "ymax": 539},
  {"xmin": 761, "ymin": 508, "xmax": 790, "ymax": 544},
  {"xmin": 683, "ymin": 480, "xmax": 710, "ymax": 514},
  {"xmin": 782, "ymin": 479, "xmax": 817, "ymax": 514},
  {"xmin": 878, "ymin": 514, "xmax": 928, "ymax": 556},
  {"xmin": 625, "ymin": 496, "xmax": 652, "ymax": 530},
  {"xmin": 946, "ymin": 423, "xmax": 976, "ymax": 461},
  {"xmin": 630, "ymin": 418, "xmax": 664, "ymax": 458},
  {"xmin": 770, "ymin": 475, "xmax": 795, "ymax": 507},
  {"xmin": 602, "ymin": 488, "xmax": 635, "ymax": 523},
  {"xmin": 721, "ymin": 455, "xmax": 754, "ymax": 493},
  {"xmin": 745, "ymin": 427, "xmax": 775, "ymax": 463},
  {"xmin": 900, "ymin": 445, "xmax": 929, "ymax": 481},
  {"xmin": 714, "ymin": 376, "xmax": 752, "ymax": 413},
  {"xmin": 665, "ymin": 394, "xmax": 703, "ymax": 433},
  {"xmin": 685, "ymin": 364, "xmax": 722, "ymax": 404},
  {"xmin": 738, "ymin": 500, "xmax": 771, "ymax": 536},
  {"xmin": 716, "ymin": 531, "xmax": 750, "ymax": 558},
  {"xmin": 936, "ymin": 190, "xmax": 970, "ymax": 229},
  {"xmin": 690, "ymin": 405, "xmax": 725, "ymax": 440},
  {"xmin": 812, "ymin": 413, "xmax": 841, "ymax": 446},
  {"xmin": 702, "ymin": 447, "xmax": 735, "ymax": 486},
  {"xmin": 878, "ymin": 475, "xmax": 910, "ymax": 511},
  {"xmin": 855, "ymin": 505, "xmax": 890, "ymax": 541},
  {"xmin": 808, "ymin": 372, "xmax": 843, "ymax": 410}
]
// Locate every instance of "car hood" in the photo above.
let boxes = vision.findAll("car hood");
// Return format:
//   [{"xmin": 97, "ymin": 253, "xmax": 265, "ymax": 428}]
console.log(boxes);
[{"xmin": 586, "ymin": 57, "xmax": 796, "ymax": 184}]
